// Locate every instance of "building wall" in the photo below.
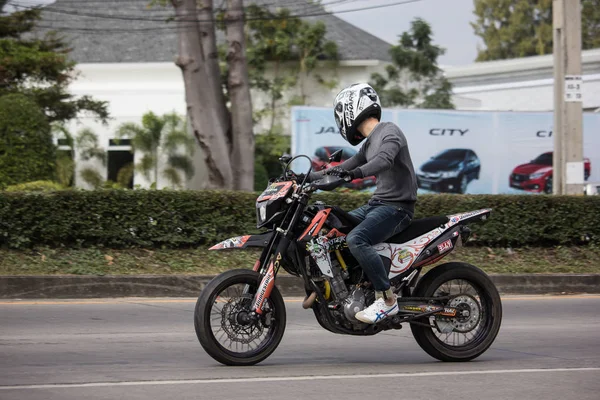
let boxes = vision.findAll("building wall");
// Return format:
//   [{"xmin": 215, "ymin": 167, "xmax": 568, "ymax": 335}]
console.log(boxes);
[
  {"xmin": 65, "ymin": 60, "xmax": 388, "ymax": 189},
  {"xmin": 450, "ymin": 74, "xmax": 600, "ymax": 111},
  {"xmin": 446, "ymin": 49, "xmax": 600, "ymax": 112}
]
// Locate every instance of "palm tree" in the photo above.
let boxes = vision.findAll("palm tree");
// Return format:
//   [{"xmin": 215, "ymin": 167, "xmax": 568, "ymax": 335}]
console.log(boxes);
[
  {"xmin": 52, "ymin": 124, "xmax": 108, "ymax": 188},
  {"xmin": 116, "ymin": 111, "xmax": 195, "ymax": 188}
]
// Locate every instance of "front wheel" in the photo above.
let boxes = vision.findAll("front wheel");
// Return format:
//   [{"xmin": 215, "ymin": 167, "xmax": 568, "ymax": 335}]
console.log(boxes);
[
  {"xmin": 544, "ymin": 175, "xmax": 553, "ymax": 194},
  {"xmin": 410, "ymin": 262, "xmax": 502, "ymax": 362},
  {"xmin": 194, "ymin": 269, "xmax": 286, "ymax": 366}
]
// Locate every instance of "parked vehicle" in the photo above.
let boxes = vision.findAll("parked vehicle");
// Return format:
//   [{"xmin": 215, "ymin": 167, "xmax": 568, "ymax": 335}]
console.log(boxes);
[
  {"xmin": 311, "ymin": 146, "xmax": 375, "ymax": 190},
  {"xmin": 194, "ymin": 151, "xmax": 502, "ymax": 366},
  {"xmin": 509, "ymin": 152, "xmax": 592, "ymax": 194},
  {"xmin": 416, "ymin": 149, "xmax": 481, "ymax": 194}
]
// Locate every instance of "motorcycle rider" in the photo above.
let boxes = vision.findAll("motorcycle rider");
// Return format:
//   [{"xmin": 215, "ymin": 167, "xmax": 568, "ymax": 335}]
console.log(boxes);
[{"xmin": 305, "ymin": 83, "xmax": 418, "ymax": 324}]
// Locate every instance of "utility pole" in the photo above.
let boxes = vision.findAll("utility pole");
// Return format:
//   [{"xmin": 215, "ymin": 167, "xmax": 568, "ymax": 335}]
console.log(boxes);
[{"xmin": 553, "ymin": 0, "xmax": 584, "ymax": 195}]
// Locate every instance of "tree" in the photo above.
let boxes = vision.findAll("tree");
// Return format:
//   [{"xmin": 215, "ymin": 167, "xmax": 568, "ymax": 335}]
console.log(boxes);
[
  {"xmin": 370, "ymin": 18, "xmax": 454, "ymax": 109},
  {"xmin": 0, "ymin": 0, "xmax": 108, "ymax": 123},
  {"xmin": 472, "ymin": 0, "xmax": 600, "ymax": 62},
  {"xmin": 52, "ymin": 123, "xmax": 109, "ymax": 188},
  {"xmin": 243, "ymin": 5, "xmax": 338, "ymax": 129},
  {"xmin": 0, "ymin": 94, "xmax": 54, "ymax": 189},
  {"xmin": 170, "ymin": 0, "xmax": 256, "ymax": 190},
  {"xmin": 225, "ymin": 0, "xmax": 254, "ymax": 191},
  {"xmin": 159, "ymin": 1, "xmax": 337, "ymax": 189},
  {"xmin": 117, "ymin": 111, "xmax": 195, "ymax": 188}
]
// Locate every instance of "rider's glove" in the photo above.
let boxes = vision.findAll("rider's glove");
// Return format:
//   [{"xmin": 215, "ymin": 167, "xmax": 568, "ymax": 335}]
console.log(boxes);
[{"xmin": 325, "ymin": 166, "xmax": 363, "ymax": 181}]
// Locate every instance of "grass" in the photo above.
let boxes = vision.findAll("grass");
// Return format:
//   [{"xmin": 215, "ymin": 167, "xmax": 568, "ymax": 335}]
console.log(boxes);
[{"xmin": 1, "ymin": 245, "xmax": 600, "ymax": 276}]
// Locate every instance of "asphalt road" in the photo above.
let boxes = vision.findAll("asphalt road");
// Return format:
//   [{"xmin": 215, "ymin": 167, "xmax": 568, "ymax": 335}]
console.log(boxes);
[{"xmin": 1, "ymin": 295, "xmax": 599, "ymax": 400}]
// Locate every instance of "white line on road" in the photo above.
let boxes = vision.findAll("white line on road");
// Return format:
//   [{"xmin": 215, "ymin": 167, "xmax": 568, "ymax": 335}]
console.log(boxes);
[{"xmin": 1, "ymin": 368, "xmax": 599, "ymax": 390}]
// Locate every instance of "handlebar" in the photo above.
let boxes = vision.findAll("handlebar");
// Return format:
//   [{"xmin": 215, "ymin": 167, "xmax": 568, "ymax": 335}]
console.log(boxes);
[
  {"xmin": 277, "ymin": 153, "xmax": 348, "ymax": 194},
  {"xmin": 305, "ymin": 175, "xmax": 347, "ymax": 192}
]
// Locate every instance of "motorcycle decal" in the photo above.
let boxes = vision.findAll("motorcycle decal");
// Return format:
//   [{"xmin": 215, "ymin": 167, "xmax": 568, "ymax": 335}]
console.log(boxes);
[
  {"xmin": 252, "ymin": 260, "xmax": 261, "ymax": 272},
  {"xmin": 401, "ymin": 304, "xmax": 457, "ymax": 317},
  {"xmin": 446, "ymin": 209, "xmax": 491, "ymax": 227},
  {"xmin": 306, "ymin": 236, "xmax": 334, "ymax": 277},
  {"xmin": 209, "ymin": 235, "xmax": 251, "ymax": 250},
  {"xmin": 299, "ymin": 209, "xmax": 332, "ymax": 241},
  {"xmin": 257, "ymin": 181, "xmax": 294, "ymax": 202},
  {"xmin": 437, "ymin": 239, "xmax": 453, "ymax": 254},
  {"xmin": 253, "ymin": 259, "xmax": 276, "ymax": 315},
  {"xmin": 376, "ymin": 227, "xmax": 447, "ymax": 277},
  {"xmin": 327, "ymin": 236, "xmax": 348, "ymax": 251},
  {"xmin": 374, "ymin": 244, "xmax": 416, "ymax": 275}
]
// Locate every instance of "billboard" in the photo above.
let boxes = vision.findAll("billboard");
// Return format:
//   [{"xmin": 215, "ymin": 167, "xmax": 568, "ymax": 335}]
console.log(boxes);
[{"xmin": 291, "ymin": 106, "xmax": 600, "ymax": 194}]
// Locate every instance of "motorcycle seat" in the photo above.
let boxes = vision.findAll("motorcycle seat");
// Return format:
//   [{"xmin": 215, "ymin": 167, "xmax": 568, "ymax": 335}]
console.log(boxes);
[
  {"xmin": 331, "ymin": 206, "xmax": 449, "ymax": 244},
  {"xmin": 387, "ymin": 215, "xmax": 450, "ymax": 244},
  {"xmin": 330, "ymin": 206, "xmax": 363, "ymax": 227}
]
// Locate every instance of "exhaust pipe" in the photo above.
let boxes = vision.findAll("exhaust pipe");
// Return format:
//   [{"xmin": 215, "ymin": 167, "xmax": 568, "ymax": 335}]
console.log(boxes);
[{"xmin": 302, "ymin": 292, "xmax": 317, "ymax": 309}]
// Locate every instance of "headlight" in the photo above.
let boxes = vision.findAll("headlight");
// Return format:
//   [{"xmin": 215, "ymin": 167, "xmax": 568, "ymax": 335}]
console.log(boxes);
[
  {"xmin": 529, "ymin": 172, "xmax": 545, "ymax": 180},
  {"xmin": 441, "ymin": 170, "xmax": 460, "ymax": 178},
  {"xmin": 259, "ymin": 204, "xmax": 267, "ymax": 222}
]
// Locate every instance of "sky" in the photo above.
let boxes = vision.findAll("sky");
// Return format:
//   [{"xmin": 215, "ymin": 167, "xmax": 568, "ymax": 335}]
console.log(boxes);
[
  {"xmin": 7, "ymin": 0, "xmax": 481, "ymax": 66},
  {"xmin": 324, "ymin": 0, "xmax": 481, "ymax": 66}
]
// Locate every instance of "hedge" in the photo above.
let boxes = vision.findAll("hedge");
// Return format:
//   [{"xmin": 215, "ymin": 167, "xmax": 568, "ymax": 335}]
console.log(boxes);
[{"xmin": 0, "ymin": 190, "xmax": 599, "ymax": 249}]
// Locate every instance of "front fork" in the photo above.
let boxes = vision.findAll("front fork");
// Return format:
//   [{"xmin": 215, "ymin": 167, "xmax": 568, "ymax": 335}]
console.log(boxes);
[{"xmin": 250, "ymin": 235, "xmax": 291, "ymax": 314}]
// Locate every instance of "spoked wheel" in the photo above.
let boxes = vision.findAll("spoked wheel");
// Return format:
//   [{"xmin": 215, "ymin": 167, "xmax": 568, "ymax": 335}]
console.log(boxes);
[
  {"xmin": 194, "ymin": 269, "xmax": 286, "ymax": 366},
  {"xmin": 410, "ymin": 262, "xmax": 502, "ymax": 362}
]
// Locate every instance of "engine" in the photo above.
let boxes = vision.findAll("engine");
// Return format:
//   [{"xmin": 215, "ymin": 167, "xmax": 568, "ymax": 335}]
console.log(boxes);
[{"xmin": 306, "ymin": 235, "xmax": 369, "ymax": 325}]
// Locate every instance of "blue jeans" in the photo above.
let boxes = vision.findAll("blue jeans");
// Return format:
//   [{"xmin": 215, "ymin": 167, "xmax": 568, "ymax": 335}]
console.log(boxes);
[{"xmin": 347, "ymin": 200, "xmax": 412, "ymax": 292}]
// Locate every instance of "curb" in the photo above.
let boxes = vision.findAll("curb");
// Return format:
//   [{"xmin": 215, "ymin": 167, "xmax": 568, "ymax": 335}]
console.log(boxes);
[{"xmin": 1, "ymin": 273, "xmax": 599, "ymax": 299}]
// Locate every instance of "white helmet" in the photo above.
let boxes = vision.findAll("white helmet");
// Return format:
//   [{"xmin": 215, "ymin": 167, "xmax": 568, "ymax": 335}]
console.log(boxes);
[{"xmin": 333, "ymin": 83, "xmax": 381, "ymax": 146}]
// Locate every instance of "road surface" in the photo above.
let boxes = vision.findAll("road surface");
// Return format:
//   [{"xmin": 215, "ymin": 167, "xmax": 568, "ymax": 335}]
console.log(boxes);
[{"xmin": 1, "ymin": 295, "xmax": 599, "ymax": 399}]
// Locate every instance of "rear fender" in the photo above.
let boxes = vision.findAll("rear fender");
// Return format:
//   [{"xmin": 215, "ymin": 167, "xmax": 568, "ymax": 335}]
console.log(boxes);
[
  {"xmin": 209, "ymin": 231, "xmax": 274, "ymax": 250},
  {"xmin": 446, "ymin": 208, "xmax": 492, "ymax": 227}
]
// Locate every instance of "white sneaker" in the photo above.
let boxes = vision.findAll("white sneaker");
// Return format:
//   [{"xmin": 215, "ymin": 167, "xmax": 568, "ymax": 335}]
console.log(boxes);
[{"xmin": 355, "ymin": 297, "xmax": 399, "ymax": 324}]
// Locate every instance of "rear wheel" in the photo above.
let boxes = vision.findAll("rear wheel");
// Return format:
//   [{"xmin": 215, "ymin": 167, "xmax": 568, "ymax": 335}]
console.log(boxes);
[
  {"xmin": 194, "ymin": 269, "xmax": 286, "ymax": 366},
  {"xmin": 410, "ymin": 262, "xmax": 502, "ymax": 362}
]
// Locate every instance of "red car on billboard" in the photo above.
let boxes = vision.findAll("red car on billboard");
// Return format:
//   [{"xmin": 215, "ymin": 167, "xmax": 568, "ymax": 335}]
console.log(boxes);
[
  {"xmin": 311, "ymin": 146, "xmax": 376, "ymax": 190},
  {"xmin": 510, "ymin": 151, "xmax": 591, "ymax": 194}
]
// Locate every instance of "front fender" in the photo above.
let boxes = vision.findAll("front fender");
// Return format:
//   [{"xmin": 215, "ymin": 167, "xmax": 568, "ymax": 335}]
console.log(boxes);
[{"xmin": 209, "ymin": 231, "xmax": 274, "ymax": 250}]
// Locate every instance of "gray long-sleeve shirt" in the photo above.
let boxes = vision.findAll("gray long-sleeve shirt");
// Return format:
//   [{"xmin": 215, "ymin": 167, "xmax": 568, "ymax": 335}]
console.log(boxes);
[{"xmin": 309, "ymin": 122, "xmax": 418, "ymax": 214}]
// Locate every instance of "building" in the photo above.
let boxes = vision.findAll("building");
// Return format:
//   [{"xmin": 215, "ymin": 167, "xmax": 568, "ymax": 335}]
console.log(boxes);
[
  {"xmin": 36, "ymin": 1, "xmax": 600, "ymax": 189},
  {"xmin": 445, "ymin": 48, "xmax": 600, "ymax": 112},
  {"xmin": 36, "ymin": 0, "xmax": 393, "ymax": 189}
]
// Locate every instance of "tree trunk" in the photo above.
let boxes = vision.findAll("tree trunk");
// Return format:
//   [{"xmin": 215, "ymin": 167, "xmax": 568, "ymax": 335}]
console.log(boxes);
[
  {"xmin": 269, "ymin": 61, "xmax": 280, "ymax": 132},
  {"xmin": 172, "ymin": 0, "xmax": 233, "ymax": 189},
  {"xmin": 225, "ymin": 0, "xmax": 254, "ymax": 191},
  {"xmin": 197, "ymin": 0, "xmax": 232, "ymax": 148}
]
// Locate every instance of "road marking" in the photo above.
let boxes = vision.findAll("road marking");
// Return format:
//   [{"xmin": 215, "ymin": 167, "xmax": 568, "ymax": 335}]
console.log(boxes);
[
  {"xmin": 1, "ymin": 367, "xmax": 598, "ymax": 390},
  {"xmin": 1, "ymin": 295, "xmax": 599, "ymax": 305}
]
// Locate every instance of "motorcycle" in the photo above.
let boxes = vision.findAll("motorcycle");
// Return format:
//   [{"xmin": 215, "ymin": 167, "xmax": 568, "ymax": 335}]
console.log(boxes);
[{"xmin": 194, "ymin": 151, "xmax": 502, "ymax": 366}]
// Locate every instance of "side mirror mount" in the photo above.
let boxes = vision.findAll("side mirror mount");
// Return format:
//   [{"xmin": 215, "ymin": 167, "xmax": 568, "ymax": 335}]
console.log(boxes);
[{"xmin": 328, "ymin": 150, "xmax": 343, "ymax": 163}]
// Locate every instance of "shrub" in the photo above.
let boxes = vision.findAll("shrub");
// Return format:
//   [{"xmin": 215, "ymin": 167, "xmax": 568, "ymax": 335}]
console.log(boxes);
[
  {"xmin": 0, "ymin": 94, "xmax": 55, "ymax": 189},
  {"xmin": 0, "ymin": 190, "xmax": 598, "ymax": 249},
  {"xmin": 5, "ymin": 180, "xmax": 65, "ymax": 192}
]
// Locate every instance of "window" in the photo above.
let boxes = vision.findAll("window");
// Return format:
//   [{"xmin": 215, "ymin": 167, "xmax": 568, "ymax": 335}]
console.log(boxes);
[
  {"xmin": 435, "ymin": 149, "xmax": 467, "ymax": 161},
  {"xmin": 315, "ymin": 147, "xmax": 328, "ymax": 162},
  {"xmin": 532, "ymin": 153, "xmax": 553, "ymax": 166},
  {"xmin": 107, "ymin": 138, "xmax": 134, "ymax": 188}
]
